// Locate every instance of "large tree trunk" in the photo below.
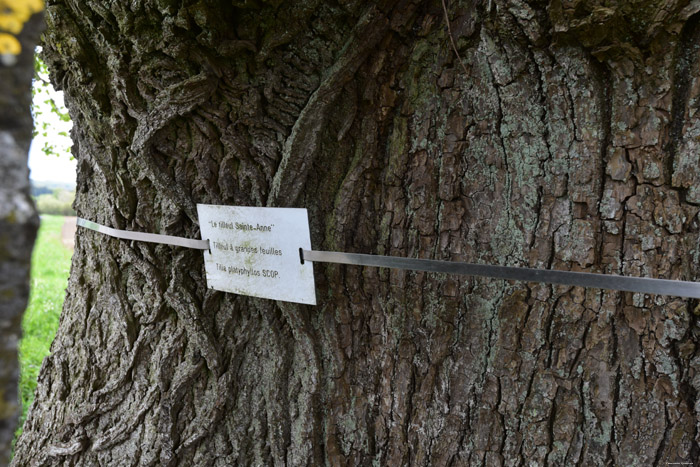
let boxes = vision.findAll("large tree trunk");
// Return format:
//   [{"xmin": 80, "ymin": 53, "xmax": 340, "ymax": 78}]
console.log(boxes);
[
  {"xmin": 0, "ymin": 8, "xmax": 42, "ymax": 465},
  {"xmin": 13, "ymin": 0, "xmax": 700, "ymax": 465}
]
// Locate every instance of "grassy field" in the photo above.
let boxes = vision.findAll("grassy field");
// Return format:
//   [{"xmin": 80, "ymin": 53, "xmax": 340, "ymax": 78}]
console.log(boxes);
[{"xmin": 13, "ymin": 215, "xmax": 72, "ymax": 444}]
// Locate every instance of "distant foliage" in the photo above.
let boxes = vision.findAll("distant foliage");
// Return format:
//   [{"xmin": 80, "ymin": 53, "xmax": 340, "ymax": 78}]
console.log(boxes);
[
  {"xmin": 30, "ymin": 185, "xmax": 51, "ymax": 197},
  {"xmin": 32, "ymin": 52, "xmax": 72, "ymax": 158},
  {"xmin": 34, "ymin": 188, "xmax": 75, "ymax": 216}
]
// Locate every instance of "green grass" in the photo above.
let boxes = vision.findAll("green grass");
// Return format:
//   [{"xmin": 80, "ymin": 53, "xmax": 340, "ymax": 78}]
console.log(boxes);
[{"xmin": 13, "ymin": 215, "xmax": 72, "ymax": 445}]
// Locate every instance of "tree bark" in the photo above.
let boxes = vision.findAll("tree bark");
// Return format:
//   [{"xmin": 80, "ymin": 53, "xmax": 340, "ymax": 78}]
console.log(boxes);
[
  {"xmin": 13, "ymin": 0, "xmax": 700, "ymax": 465},
  {"xmin": 0, "ymin": 8, "xmax": 42, "ymax": 465}
]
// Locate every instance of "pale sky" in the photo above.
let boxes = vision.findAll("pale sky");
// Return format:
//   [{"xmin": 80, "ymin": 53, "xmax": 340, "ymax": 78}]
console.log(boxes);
[
  {"xmin": 28, "ymin": 140, "xmax": 77, "ymax": 184},
  {"xmin": 27, "ymin": 65, "xmax": 76, "ymax": 185}
]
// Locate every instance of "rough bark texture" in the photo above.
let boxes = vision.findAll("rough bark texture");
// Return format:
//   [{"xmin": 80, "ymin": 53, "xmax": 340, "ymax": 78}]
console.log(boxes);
[
  {"xmin": 0, "ymin": 10, "xmax": 42, "ymax": 466},
  {"xmin": 13, "ymin": 0, "xmax": 700, "ymax": 465}
]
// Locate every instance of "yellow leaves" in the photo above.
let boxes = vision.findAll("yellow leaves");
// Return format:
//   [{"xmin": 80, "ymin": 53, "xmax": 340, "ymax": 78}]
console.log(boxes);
[
  {"xmin": 0, "ymin": 0, "xmax": 44, "ymax": 63},
  {"xmin": 0, "ymin": 31, "xmax": 19, "ymax": 64},
  {"xmin": 0, "ymin": 12, "xmax": 23, "ymax": 35},
  {"xmin": 0, "ymin": 0, "xmax": 44, "ymax": 33},
  {"xmin": 0, "ymin": 32, "xmax": 19, "ymax": 54}
]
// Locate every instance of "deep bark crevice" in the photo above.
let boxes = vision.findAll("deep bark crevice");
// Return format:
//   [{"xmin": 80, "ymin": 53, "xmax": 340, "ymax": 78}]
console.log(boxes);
[{"xmin": 668, "ymin": 11, "xmax": 700, "ymax": 205}]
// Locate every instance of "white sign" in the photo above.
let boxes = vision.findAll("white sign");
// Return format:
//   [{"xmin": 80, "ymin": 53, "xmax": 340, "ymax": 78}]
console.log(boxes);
[{"xmin": 197, "ymin": 204, "xmax": 316, "ymax": 305}]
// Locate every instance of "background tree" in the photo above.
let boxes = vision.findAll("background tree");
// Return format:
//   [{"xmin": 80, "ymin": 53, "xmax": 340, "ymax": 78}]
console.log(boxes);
[
  {"xmin": 13, "ymin": 0, "xmax": 700, "ymax": 464},
  {"xmin": 0, "ymin": 1, "xmax": 43, "ymax": 464}
]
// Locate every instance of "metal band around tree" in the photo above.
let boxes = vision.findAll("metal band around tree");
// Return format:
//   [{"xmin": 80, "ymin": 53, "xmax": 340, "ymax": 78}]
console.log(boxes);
[
  {"xmin": 301, "ymin": 250, "xmax": 700, "ymax": 299},
  {"xmin": 75, "ymin": 218, "xmax": 700, "ymax": 299},
  {"xmin": 77, "ymin": 218, "xmax": 210, "ymax": 250}
]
